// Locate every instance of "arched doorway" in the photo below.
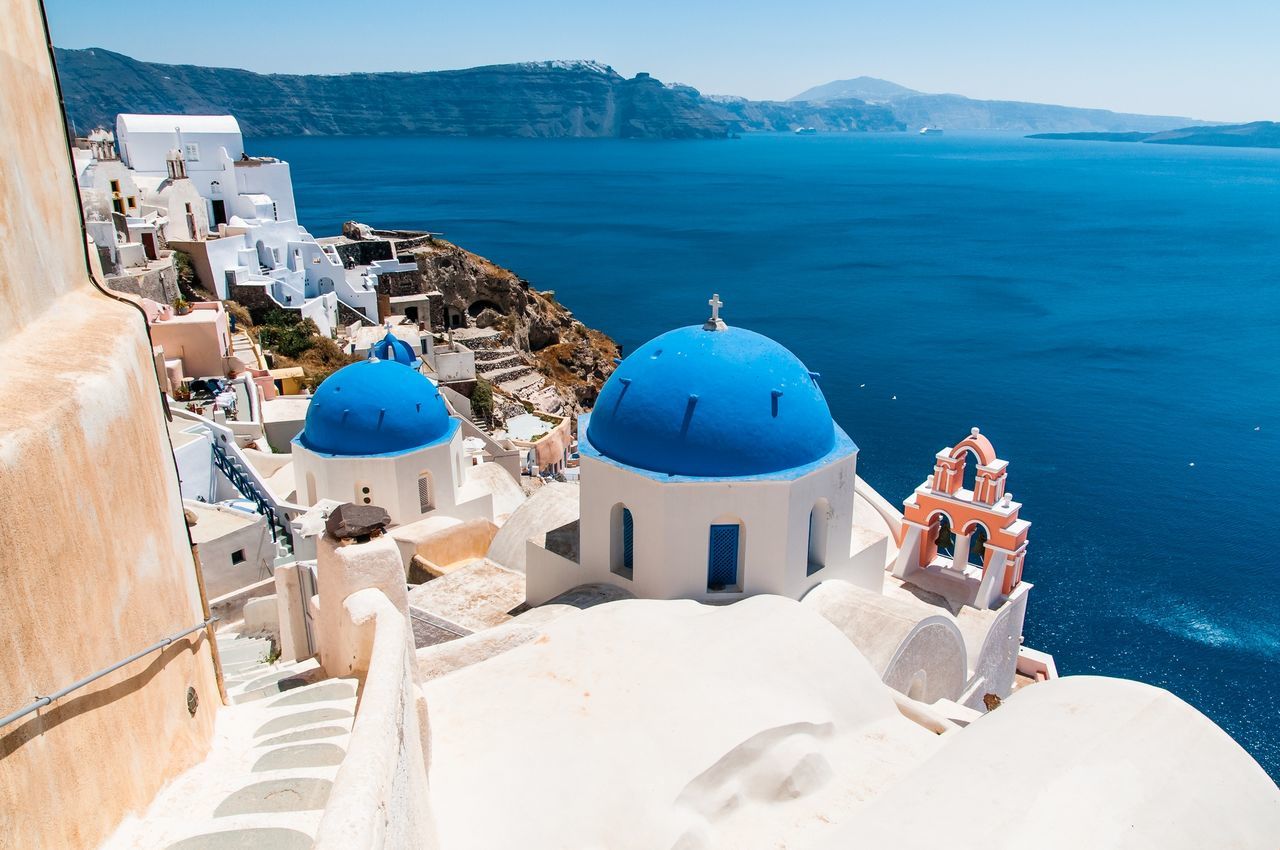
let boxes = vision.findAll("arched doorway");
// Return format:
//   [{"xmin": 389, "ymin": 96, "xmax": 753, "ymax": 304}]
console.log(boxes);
[
  {"xmin": 610, "ymin": 504, "xmax": 634, "ymax": 580},
  {"xmin": 807, "ymin": 499, "xmax": 830, "ymax": 575}
]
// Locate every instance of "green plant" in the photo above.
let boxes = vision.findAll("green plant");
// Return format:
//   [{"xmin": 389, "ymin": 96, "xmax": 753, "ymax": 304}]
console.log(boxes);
[
  {"xmin": 258, "ymin": 317, "xmax": 320, "ymax": 359},
  {"xmin": 259, "ymin": 641, "xmax": 281, "ymax": 665},
  {"xmin": 471, "ymin": 379, "xmax": 494, "ymax": 417},
  {"xmin": 171, "ymin": 249, "xmax": 213, "ymax": 301},
  {"xmin": 173, "ymin": 297, "xmax": 190, "ymax": 313}
]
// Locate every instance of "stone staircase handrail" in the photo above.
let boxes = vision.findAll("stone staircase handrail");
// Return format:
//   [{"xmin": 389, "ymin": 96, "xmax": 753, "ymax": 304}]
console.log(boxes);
[{"xmin": 312, "ymin": 588, "xmax": 434, "ymax": 848}]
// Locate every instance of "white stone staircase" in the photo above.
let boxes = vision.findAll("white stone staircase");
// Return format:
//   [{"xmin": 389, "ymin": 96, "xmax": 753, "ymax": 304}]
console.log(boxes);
[{"xmin": 101, "ymin": 633, "xmax": 358, "ymax": 850}]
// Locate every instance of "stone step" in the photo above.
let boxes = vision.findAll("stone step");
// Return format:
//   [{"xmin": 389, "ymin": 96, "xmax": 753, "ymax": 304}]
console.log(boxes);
[
  {"xmin": 477, "ymin": 357, "xmax": 525, "ymax": 374},
  {"xmin": 473, "ymin": 347, "xmax": 519, "ymax": 362},
  {"xmin": 487, "ymin": 366, "xmax": 533, "ymax": 383},
  {"xmin": 102, "ymin": 646, "xmax": 360, "ymax": 850}
]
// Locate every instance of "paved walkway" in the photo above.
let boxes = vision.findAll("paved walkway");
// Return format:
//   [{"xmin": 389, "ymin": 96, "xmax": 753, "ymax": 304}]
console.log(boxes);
[{"xmin": 102, "ymin": 633, "xmax": 357, "ymax": 850}]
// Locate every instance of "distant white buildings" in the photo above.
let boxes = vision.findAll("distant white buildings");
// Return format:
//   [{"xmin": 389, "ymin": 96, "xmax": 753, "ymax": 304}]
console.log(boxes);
[
  {"xmin": 116, "ymin": 114, "xmax": 297, "ymax": 226},
  {"xmin": 73, "ymin": 114, "xmax": 384, "ymax": 336}
]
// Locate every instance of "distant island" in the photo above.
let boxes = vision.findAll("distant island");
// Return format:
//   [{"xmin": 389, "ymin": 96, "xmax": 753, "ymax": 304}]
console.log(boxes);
[
  {"xmin": 54, "ymin": 48, "xmax": 1212, "ymax": 139},
  {"xmin": 788, "ymin": 75, "xmax": 1203, "ymax": 134},
  {"xmin": 1028, "ymin": 121, "xmax": 1280, "ymax": 149}
]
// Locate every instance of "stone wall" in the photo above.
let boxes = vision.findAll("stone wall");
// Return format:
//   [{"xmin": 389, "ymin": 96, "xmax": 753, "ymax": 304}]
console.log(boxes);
[
  {"xmin": 330, "ymin": 239, "xmax": 394, "ymax": 267},
  {"xmin": 105, "ymin": 256, "xmax": 179, "ymax": 303},
  {"xmin": 337, "ymin": 299, "xmax": 373, "ymax": 328},
  {"xmin": 0, "ymin": 9, "xmax": 220, "ymax": 845},
  {"xmin": 377, "ymin": 268, "xmax": 428, "ymax": 297},
  {"xmin": 227, "ymin": 279, "xmax": 280, "ymax": 318}
]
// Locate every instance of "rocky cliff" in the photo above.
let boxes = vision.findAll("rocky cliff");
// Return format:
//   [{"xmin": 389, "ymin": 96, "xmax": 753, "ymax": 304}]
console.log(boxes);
[
  {"xmin": 53, "ymin": 48, "xmax": 901, "ymax": 138},
  {"xmin": 365, "ymin": 225, "xmax": 618, "ymax": 411}
]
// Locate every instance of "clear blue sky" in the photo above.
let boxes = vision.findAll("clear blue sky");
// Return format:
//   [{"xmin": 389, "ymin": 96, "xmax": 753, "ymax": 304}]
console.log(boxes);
[{"xmin": 45, "ymin": 0, "xmax": 1278, "ymax": 122}]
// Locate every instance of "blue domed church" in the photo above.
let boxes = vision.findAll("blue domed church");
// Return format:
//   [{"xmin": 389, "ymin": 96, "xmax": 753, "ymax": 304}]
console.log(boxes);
[
  {"xmin": 291, "ymin": 353, "xmax": 493, "ymax": 526},
  {"xmin": 527, "ymin": 296, "xmax": 885, "ymax": 604}
]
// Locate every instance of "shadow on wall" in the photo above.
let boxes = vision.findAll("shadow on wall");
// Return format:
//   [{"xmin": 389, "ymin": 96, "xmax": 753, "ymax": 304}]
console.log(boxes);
[{"xmin": 0, "ymin": 635, "xmax": 209, "ymax": 758}]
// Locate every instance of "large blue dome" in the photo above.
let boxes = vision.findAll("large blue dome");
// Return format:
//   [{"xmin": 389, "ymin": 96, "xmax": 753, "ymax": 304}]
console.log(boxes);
[
  {"xmin": 296, "ymin": 359, "xmax": 454, "ymax": 456},
  {"xmin": 585, "ymin": 325, "xmax": 837, "ymax": 477}
]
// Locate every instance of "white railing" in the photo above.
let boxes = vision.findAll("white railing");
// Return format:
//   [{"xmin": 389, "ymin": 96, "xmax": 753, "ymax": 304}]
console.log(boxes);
[{"xmin": 313, "ymin": 588, "xmax": 435, "ymax": 849}]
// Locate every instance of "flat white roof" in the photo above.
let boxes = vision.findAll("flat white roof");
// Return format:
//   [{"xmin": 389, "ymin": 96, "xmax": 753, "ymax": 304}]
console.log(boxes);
[
  {"xmin": 117, "ymin": 114, "xmax": 242, "ymax": 135},
  {"xmin": 502, "ymin": 413, "xmax": 559, "ymax": 443}
]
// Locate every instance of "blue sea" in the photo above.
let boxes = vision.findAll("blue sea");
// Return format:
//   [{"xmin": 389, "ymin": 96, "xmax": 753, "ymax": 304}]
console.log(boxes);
[{"xmin": 261, "ymin": 132, "xmax": 1280, "ymax": 777}]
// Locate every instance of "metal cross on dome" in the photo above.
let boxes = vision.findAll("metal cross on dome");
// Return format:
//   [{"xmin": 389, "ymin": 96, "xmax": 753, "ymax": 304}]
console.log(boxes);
[{"xmin": 704, "ymin": 293, "xmax": 727, "ymax": 331}]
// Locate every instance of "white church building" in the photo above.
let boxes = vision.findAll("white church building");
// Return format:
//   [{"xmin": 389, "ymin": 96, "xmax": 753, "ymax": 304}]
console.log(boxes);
[
  {"xmin": 526, "ymin": 297, "xmax": 884, "ymax": 603},
  {"xmin": 291, "ymin": 355, "xmax": 494, "ymax": 527},
  {"xmin": 557, "ymin": 297, "xmax": 883, "ymax": 601}
]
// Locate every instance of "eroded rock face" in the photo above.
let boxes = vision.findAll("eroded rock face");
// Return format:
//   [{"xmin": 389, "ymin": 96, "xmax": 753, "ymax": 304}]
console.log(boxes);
[{"xmin": 407, "ymin": 239, "xmax": 618, "ymax": 414}]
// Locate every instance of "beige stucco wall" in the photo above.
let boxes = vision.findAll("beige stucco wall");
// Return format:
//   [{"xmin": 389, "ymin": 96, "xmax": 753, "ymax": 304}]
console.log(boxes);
[
  {"xmin": 149, "ymin": 305, "xmax": 230, "ymax": 379},
  {"xmin": 401, "ymin": 517, "xmax": 498, "ymax": 571},
  {"xmin": 0, "ymin": 5, "xmax": 220, "ymax": 847}
]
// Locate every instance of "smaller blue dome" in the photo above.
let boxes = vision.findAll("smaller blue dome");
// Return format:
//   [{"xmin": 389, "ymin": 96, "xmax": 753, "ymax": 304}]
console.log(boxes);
[
  {"xmin": 586, "ymin": 324, "xmax": 837, "ymax": 477},
  {"xmin": 370, "ymin": 330, "xmax": 418, "ymax": 367},
  {"xmin": 296, "ymin": 359, "xmax": 453, "ymax": 456}
]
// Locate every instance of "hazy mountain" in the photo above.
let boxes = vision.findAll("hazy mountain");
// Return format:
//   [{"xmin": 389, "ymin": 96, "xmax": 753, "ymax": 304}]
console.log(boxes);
[
  {"xmin": 789, "ymin": 76, "xmax": 920, "ymax": 103},
  {"xmin": 53, "ymin": 48, "xmax": 901, "ymax": 138},
  {"xmin": 1029, "ymin": 121, "xmax": 1280, "ymax": 148},
  {"xmin": 790, "ymin": 77, "xmax": 1207, "ymax": 133},
  {"xmin": 57, "ymin": 48, "xmax": 1203, "ymax": 138}
]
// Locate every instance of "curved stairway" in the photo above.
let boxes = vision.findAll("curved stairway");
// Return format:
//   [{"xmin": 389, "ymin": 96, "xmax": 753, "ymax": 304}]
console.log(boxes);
[{"xmin": 101, "ymin": 632, "xmax": 358, "ymax": 850}]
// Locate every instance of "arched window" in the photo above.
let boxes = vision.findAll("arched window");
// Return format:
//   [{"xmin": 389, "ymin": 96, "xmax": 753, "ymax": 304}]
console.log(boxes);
[
  {"xmin": 961, "ymin": 449, "xmax": 980, "ymax": 495},
  {"xmin": 933, "ymin": 513, "xmax": 955, "ymax": 557},
  {"xmin": 807, "ymin": 499, "xmax": 830, "ymax": 575},
  {"xmin": 610, "ymin": 504, "xmax": 634, "ymax": 580},
  {"xmin": 707, "ymin": 520, "xmax": 744, "ymax": 592},
  {"xmin": 965, "ymin": 522, "xmax": 990, "ymax": 567},
  {"xmin": 418, "ymin": 472, "xmax": 434, "ymax": 513},
  {"xmin": 255, "ymin": 239, "xmax": 272, "ymax": 271}
]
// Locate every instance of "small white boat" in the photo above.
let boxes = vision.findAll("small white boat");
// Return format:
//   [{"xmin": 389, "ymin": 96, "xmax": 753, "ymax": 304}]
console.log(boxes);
[
  {"xmin": 794, "ymin": 126, "xmax": 817, "ymax": 135},
  {"xmin": 919, "ymin": 126, "xmax": 943, "ymax": 135}
]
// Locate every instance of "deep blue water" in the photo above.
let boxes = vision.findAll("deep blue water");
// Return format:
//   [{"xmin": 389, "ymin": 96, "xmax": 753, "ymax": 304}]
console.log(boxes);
[{"xmin": 260, "ymin": 132, "xmax": 1280, "ymax": 777}]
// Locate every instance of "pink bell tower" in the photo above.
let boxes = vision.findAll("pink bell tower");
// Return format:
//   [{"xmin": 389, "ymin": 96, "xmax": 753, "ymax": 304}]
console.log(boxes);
[{"xmin": 892, "ymin": 428, "xmax": 1030, "ymax": 609}]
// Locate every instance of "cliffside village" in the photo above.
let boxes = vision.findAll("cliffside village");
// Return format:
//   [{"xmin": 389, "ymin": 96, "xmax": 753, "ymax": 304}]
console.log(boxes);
[{"xmin": 3, "ymin": 34, "xmax": 1276, "ymax": 845}]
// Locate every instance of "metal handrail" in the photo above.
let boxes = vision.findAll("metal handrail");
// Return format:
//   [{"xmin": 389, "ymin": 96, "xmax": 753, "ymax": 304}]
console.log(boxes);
[{"xmin": 0, "ymin": 616, "xmax": 218, "ymax": 731}]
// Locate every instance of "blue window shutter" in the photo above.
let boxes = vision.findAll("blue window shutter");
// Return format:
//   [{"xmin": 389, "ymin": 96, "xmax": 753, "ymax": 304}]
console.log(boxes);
[
  {"xmin": 622, "ymin": 508, "xmax": 634, "ymax": 571},
  {"xmin": 708, "ymin": 524, "xmax": 740, "ymax": 589}
]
